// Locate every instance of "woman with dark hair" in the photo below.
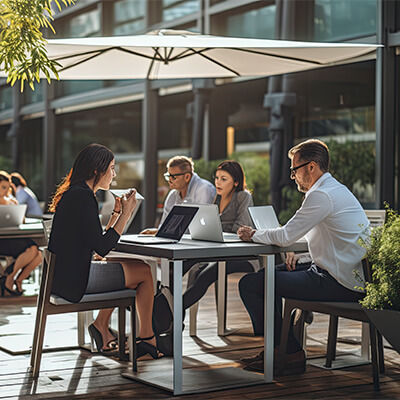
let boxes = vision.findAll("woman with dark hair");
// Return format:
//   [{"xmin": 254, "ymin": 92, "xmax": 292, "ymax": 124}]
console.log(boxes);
[
  {"xmin": 48, "ymin": 143, "xmax": 162, "ymax": 358},
  {"xmin": 0, "ymin": 171, "xmax": 42, "ymax": 296},
  {"xmin": 11, "ymin": 172, "xmax": 42, "ymax": 217},
  {"xmin": 182, "ymin": 160, "xmax": 258, "ymax": 310}
]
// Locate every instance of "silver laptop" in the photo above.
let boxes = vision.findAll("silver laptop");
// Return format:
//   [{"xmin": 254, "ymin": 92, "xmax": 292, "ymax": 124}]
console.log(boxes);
[
  {"xmin": 248, "ymin": 205, "xmax": 280, "ymax": 230},
  {"xmin": 188, "ymin": 204, "xmax": 242, "ymax": 243},
  {"xmin": 120, "ymin": 205, "xmax": 199, "ymax": 245},
  {"xmin": 0, "ymin": 204, "xmax": 27, "ymax": 227},
  {"xmin": 249, "ymin": 205, "xmax": 308, "ymax": 246}
]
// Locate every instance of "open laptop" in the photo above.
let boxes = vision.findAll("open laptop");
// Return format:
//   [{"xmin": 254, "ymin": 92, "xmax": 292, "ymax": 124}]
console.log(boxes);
[
  {"xmin": 249, "ymin": 205, "xmax": 308, "ymax": 250},
  {"xmin": 119, "ymin": 205, "xmax": 199, "ymax": 245},
  {"xmin": 188, "ymin": 204, "xmax": 242, "ymax": 243},
  {"xmin": 248, "ymin": 205, "xmax": 280, "ymax": 230},
  {"xmin": 0, "ymin": 204, "xmax": 27, "ymax": 227}
]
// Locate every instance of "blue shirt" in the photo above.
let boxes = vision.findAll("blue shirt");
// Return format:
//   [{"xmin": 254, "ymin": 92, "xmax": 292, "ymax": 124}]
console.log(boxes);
[
  {"xmin": 159, "ymin": 173, "xmax": 216, "ymax": 226},
  {"xmin": 16, "ymin": 187, "xmax": 43, "ymax": 216}
]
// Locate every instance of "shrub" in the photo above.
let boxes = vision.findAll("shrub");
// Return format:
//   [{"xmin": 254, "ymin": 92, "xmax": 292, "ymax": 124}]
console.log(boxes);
[{"xmin": 359, "ymin": 207, "xmax": 400, "ymax": 310}]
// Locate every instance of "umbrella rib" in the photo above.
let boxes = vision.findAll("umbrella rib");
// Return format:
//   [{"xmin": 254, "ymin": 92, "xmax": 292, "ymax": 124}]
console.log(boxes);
[
  {"xmin": 232, "ymin": 48, "xmax": 324, "ymax": 65},
  {"xmin": 171, "ymin": 47, "xmax": 325, "ymax": 66},
  {"xmin": 152, "ymin": 47, "xmax": 166, "ymax": 62},
  {"xmin": 117, "ymin": 47, "xmax": 164, "ymax": 61},
  {"xmin": 56, "ymin": 49, "xmax": 110, "ymax": 71},
  {"xmin": 185, "ymin": 48, "xmax": 241, "ymax": 76},
  {"xmin": 147, "ymin": 56, "xmax": 156, "ymax": 79},
  {"xmin": 54, "ymin": 46, "xmax": 164, "ymax": 73},
  {"xmin": 168, "ymin": 48, "xmax": 197, "ymax": 61}
]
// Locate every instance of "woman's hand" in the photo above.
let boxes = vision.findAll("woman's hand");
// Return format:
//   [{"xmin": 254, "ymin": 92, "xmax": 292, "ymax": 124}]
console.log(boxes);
[
  {"xmin": 121, "ymin": 189, "xmax": 137, "ymax": 216},
  {"xmin": 113, "ymin": 197, "xmax": 122, "ymax": 214}
]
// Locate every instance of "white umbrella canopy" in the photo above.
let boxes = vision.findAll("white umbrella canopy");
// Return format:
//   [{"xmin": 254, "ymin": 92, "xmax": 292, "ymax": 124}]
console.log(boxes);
[{"xmin": 27, "ymin": 29, "xmax": 378, "ymax": 80}]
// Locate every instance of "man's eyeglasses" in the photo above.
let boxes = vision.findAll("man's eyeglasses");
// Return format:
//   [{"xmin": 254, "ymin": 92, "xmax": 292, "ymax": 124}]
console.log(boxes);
[
  {"xmin": 164, "ymin": 172, "xmax": 190, "ymax": 182},
  {"xmin": 290, "ymin": 161, "xmax": 311, "ymax": 177}
]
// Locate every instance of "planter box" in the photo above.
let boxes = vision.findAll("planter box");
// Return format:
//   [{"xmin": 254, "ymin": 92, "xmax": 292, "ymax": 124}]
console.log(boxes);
[{"xmin": 364, "ymin": 308, "xmax": 400, "ymax": 354}]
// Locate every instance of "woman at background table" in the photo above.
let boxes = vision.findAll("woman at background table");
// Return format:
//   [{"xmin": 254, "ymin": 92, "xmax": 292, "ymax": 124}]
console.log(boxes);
[
  {"xmin": 182, "ymin": 160, "xmax": 258, "ymax": 310},
  {"xmin": 48, "ymin": 143, "xmax": 162, "ymax": 358},
  {"xmin": 11, "ymin": 172, "xmax": 43, "ymax": 217},
  {"xmin": 0, "ymin": 171, "xmax": 42, "ymax": 296}
]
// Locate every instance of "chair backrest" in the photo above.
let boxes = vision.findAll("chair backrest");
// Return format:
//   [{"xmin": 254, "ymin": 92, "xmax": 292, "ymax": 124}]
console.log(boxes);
[
  {"xmin": 362, "ymin": 257, "xmax": 373, "ymax": 283},
  {"xmin": 40, "ymin": 248, "xmax": 57, "ymax": 305},
  {"xmin": 42, "ymin": 219, "xmax": 53, "ymax": 245},
  {"xmin": 365, "ymin": 209, "xmax": 386, "ymax": 228}
]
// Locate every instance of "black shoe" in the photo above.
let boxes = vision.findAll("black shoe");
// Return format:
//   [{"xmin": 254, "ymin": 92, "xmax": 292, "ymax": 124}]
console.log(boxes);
[
  {"xmin": 88, "ymin": 324, "xmax": 118, "ymax": 352},
  {"xmin": 136, "ymin": 335, "xmax": 164, "ymax": 359},
  {"xmin": 240, "ymin": 350, "xmax": 264, "ymax": 364},
  {"xmin": 304, "ymin": 311, "xmax": 314, "ymax": 325},
  {"xmin": 0, "ymin": 277, "xmax": 21, "ymax": 297}
]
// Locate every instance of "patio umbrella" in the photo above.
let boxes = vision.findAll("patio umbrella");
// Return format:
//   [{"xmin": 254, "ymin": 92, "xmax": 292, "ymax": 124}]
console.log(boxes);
[{"xmin": 16, "ymin": 29, "xmax": 379, "ymax": 80}]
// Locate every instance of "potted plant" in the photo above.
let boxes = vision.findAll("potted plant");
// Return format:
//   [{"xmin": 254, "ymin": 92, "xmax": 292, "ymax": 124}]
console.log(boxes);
[{"xmin": 358, "ymin": 207, "xmax": 400, "ymax": 353}]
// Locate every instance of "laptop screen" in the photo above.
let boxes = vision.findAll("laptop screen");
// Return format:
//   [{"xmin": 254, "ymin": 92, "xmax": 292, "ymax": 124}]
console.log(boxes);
[
  {"xmin": 248, "ymin": 206, "xmax": 280, "ymax": 230},
  {"xmin": 0, "ymin": 204, "xmax": 27, "ymax": 227},
  {"xmin": 157, "ymin": 205, "xmax": 199, "ymax": 240}
]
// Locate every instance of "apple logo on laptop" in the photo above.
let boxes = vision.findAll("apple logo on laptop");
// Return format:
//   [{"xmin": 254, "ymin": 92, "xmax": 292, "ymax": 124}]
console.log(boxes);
[
  {"xmin": 5, "ymin": 214, "xmax": 10, "ymax": 220},
  {"xmin": 200, "ymin": 217, "xmax": 206, "ymax": 226}
]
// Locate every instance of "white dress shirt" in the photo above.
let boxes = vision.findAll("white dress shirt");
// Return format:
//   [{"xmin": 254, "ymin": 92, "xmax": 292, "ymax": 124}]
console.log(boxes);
[
  {"xmin": 252, "ymin": 173, "xmax": 369, "ymax": 292},
  {"xmin": 159, "ymin": 173, "xmax": 216, "ymax": 226}
]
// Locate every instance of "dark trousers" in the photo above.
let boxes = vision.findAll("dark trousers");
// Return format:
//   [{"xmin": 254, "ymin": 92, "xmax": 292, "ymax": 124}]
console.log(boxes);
[
  {"xmin": 239, "ymin": 263, "xmax": 364, "ymax": 354},
  {"xmin": 183, "ymin": 260, "xmax": 254, "ymax": 310}
]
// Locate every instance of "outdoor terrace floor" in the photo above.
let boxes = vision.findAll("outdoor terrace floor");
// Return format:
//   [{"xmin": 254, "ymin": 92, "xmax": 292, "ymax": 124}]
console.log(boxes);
[{"xmin": 1, "ymin": 274, "xmax": 400, "ymax": 400}]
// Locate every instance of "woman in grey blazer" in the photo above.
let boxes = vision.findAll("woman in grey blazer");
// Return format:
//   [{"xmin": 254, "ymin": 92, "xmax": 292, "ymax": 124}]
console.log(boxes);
[{"xmin": 183, "ymin": 160, "xmax": 258, "ymax": 310}]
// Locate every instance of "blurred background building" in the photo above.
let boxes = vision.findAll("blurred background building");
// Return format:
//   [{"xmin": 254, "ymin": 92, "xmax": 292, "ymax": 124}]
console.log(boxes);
[{"xmin": 0, "ymin": 0, "xmax": 398, "ymax": 230}]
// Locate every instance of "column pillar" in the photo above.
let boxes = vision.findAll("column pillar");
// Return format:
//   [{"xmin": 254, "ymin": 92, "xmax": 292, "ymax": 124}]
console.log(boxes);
[{"xmin": 375, "ymin": 0, "xmax": 396, "ymax": 208}]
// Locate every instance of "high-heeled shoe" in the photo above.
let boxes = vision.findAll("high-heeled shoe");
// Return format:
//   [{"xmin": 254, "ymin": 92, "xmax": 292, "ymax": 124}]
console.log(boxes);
[
  {"xmin": 14, "ymin": 280, "xmax": 24, "ymax": 296},
  {"xmin": 0, "ymin": 276, "xmax": 21, "ymax": 297},
  {"xmin": 136, "ymin": 335, "xmax": 164, "ymax": 359},
  {"xmin": 88, "ymin": 324, "xmax": 118, "ymax": 352}
]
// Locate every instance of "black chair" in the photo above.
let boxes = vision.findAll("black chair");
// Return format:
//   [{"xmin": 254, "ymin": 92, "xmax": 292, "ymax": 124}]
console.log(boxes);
[
  {"xmin": 276, "ymin": 259, "xmax": 384, "ymax": 391},
  {"xmin": 30, "ymin": 248, "xmax": 137, "ymax": 377}
]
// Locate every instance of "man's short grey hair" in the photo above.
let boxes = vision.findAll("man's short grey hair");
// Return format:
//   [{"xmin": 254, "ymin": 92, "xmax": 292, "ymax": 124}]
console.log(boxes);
[
  {"xmin": 167, "ymin": 156, "xmax": 194, "ymax": 173},
  {"xmin": 288, "ymin": 139, "xmax": 330, "ymax": 173}
]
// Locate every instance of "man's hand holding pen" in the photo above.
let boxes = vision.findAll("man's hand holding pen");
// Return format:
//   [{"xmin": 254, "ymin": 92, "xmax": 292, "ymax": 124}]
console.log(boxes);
[{"xmin": 237, "ymin": 224, "xmax": 256, "ymax": 242}]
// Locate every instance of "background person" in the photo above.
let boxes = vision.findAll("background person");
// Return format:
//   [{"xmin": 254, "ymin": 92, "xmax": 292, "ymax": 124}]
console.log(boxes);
[
  {"xmin": 11, "ymin": 172, "xmax": 43, "ymax": 217},
  {"xmin": 0, "ymin": 171, "xmax": 41, "ymax": 296},
  {"xmin": 48, "ymin": 143, "xmax": 162, "ymax": 358},
  {"xmin": 141, "ymin": 156, "xmax": 215, "ymax": 234},
  {"xmin": 238, "ymin": 139, "xmax": 368, "ymax": 374}
]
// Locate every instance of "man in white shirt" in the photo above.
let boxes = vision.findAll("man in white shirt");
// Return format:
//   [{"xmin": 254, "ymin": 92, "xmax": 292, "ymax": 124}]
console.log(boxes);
[
  {"xmin": 237, "ymin": 139, "xmax": 369, "ymax": 374},
  {"xmin": 142, "ymin": 155, "xmax": 215, "ymax": 232}
]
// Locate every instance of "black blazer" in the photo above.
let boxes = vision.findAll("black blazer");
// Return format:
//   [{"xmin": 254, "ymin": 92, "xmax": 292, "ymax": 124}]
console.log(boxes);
[{"xmin": 48, "ymin": 181, "xmax": 120, "ymax": 302}]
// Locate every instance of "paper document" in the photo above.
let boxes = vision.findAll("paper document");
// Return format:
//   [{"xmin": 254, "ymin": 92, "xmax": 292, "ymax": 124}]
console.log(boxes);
[{"xmin": 109, "ymin": 189, "xmax": 144, "ymax": 200}]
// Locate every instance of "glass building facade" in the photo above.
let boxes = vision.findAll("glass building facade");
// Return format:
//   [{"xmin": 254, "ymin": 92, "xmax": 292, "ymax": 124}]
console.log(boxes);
[{"xmin": 0, "ymin": 0, "xmax": 398, "ymax": 228}]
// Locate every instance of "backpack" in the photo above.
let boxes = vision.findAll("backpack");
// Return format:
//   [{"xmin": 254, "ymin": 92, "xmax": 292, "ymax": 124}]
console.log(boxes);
[{"xmin": 152, "ymin": 284, "xmax": 174, "ymax": 356}]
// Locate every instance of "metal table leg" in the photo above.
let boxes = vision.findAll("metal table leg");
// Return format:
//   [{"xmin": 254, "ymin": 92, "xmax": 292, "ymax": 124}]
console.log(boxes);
[
  {"xmin": 263, "ymin": 254, "xmax": 275, "ymax": 383},
  {"xmin": 173, "ymin": 259, "xmax": 183, "ymax": 395}
]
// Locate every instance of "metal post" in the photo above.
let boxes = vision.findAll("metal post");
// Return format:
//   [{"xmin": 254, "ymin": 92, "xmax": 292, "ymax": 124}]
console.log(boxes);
[
  {"xmin": 141, "ymin": 80, "xmax": 158, "ymax": 228},
  {"xmin": 43, "ymin": 83, "xmax": 56, "ymax": 206}
]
